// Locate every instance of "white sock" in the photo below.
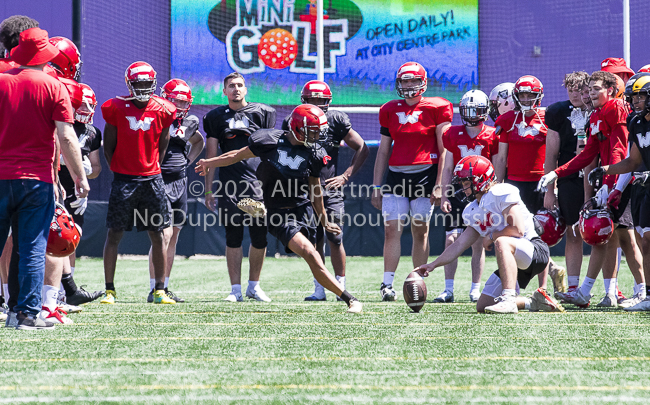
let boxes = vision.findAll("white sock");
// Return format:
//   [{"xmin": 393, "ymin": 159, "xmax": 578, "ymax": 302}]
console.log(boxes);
[
  {"xmin": 580, "ymin": 277, "xmax": 596, "ymax": 296},
  {"xmin": 149, "ymin": 279, "xmax": 155, "ymax": 290},
  {"xmin": 502, "ymin": 288, "xmax": 516, "ymax": 298},
  {"xmin": 444, "ymin": 279, "xmax": 454, "ymax": 292},
  {"xmin": 383, "ymin": 272, "xmax": 395, "ymax": 286},
  {"xmin": 605, "ymin": 278, "xmax": 617, "ymax": 296},
  {"xmin": 336, "ymin": 275, "xmax": 346, "ymax": 290},
  {"xmin": 248, "ymin": 280, "xmax": 259, "ymax": 291},
  {"xmin": 231, "ymin": 284, "xmax": 242, "ymax": 295},
  {"xmin": 2, "ymin": 283, "xmax": 9, "ymax": 302},
  {"xmin": 523, "ymin": 297, "xmax": 532, "ymax": 310},
  {"xmin": 70, "ymin": 266, "xmax": 75, "ymax": 277},
  {"xmin": 42, "ymin": 284, "xmax": 59, "ymax": 311},
  {"xmin": 164, "ymin": 277, "xmax": 169, "ymax": 288},
  {"xmin": 470, "ymin": 282, "xmax": 480, "ymax": 292},
  {"xmin": 638, "ymin": 283, "xmax": 647, "ymax": 298},
  {"xmin": 568, "ymin": 276, "xmax": 580, "ymax": 288}
]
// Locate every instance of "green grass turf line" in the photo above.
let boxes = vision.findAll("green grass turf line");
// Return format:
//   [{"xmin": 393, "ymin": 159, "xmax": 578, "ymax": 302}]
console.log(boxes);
[{"xmin": 1, "ymin": 256, "xmax": 650, "ymax": 404}]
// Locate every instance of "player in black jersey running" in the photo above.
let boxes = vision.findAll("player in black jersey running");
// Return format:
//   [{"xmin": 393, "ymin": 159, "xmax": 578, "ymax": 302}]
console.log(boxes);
[{"xmin": 196, "ymin": 105, "xmax": 363, "ymax": 313}]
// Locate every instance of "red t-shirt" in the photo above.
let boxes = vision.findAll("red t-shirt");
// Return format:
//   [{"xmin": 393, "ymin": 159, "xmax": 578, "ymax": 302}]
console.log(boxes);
[
  {"xmin": 495, "ymin": 109, "xmax": 548, "ymax": 182},
  {"xmin": 442, "ymin": 124, "xmax": 498, "ymax": 165},
  {"xmin": 555, "ymin": 98, "xmax": 628, "ymax": 188},
  {"xmin": 0, "ymin": 68, "xmax": 74, "ymax": 183},
  {"xmin": 0, "ymin": 58, "xmax": 18, "ymax": 73},
  {"xmin": 101, "ymin": 96, "xmax": 176, "ymax": 176},
  {"xmin": 379, "ymin": 97, "xmax": 453, "ymax": 166}
]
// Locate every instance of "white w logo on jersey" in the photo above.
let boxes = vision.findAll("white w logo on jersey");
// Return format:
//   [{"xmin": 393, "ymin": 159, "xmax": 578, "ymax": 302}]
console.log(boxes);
[
  {"xmin": 590, "ymin": 120, "xmax": 602, "ymax": 135},
  {"xmin": 126, "ymin": 117, "xmax": 154, "ymax": 131},
  {"xmin": 396, "ymin": 111, "xmax": 422, "ymax": 124},
  {"xmin": 278, "ymin": 150, "xmax": 305, "ymax": 170},
  {"xmin": 226, "ymin": 116, "xmax": 250, "ymax": 129},
  {"xmin": 458, "ymin": 145, "xmax": 484, "ymax": 158},
  {"xmin": 638, "ymin": 131, "xmax": 650, "ymax": 148}
]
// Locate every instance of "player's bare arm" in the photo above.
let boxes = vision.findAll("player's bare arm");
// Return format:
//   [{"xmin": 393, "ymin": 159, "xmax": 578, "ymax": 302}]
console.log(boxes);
[
  {"xmin": 371, "ymin": 134, "xmax": 392, "ymax": 210},
  {"xmin": 56, "ymin": 120, "xmax": 90, "ymax": 198},
  {"xmin": 325, "ymin": 128, "xmax": 368, "ymax": 190},
  {"xmin": 103, "ymin": 122, "xmax": 117, "ymax": 167},
  {"xmin": 195, "ymin": 146, "xmax": 256, "ymax": 175},
  {"xmin": 416, "ymin": 227, "xmax": 480, "ymax": 276},
  {"xmin": 438, "ymin": 150, "xmax": 454, "ymax": 212},
  {"xmin": 432, "ymin": 121, "xmax": 451, "ymax": 202},
  {"xmin": 493, "ymin": 141, "xmax": 508, "ymax": 182},
  {"xmin": 186, "ymin": 130, "xmax": 205, "ymax": 164},
  {"xmin": 310, "ymin": 176, "xmax": 341, "ymax": 235},
  {"xmin": 543, "ymin": 128, "xmax": 560, "ymax": 209},
  {"xmin": 88, "ymin": 149, "xmax": 102, "ymax": 179},
  {"xmin": 159, "ymin": 126, "xmax": 170, "ymax": 164}
]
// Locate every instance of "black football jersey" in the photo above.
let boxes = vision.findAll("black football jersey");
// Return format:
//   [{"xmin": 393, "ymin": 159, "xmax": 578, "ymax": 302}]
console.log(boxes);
[
  {"xmin": 203, "ymin": 102, "xmax": 276, "ymax": 205},
  {"xmin": 249, "ymin": 128, "xmax": 330, "ymax": 209},
  {"xmin": 545, "ymin": 100, "xmax": 589, "ymax": 181},
  {"xmin": 628, "ymin": 113, "xmax": 650, "ymax": 170},
  {"xmin": 161, "ymin": 114, "xmax": 201, "ymax": 178},
  {"xmin": 60, "ymin": 123, "xmax": 102, "ymax": 196}
]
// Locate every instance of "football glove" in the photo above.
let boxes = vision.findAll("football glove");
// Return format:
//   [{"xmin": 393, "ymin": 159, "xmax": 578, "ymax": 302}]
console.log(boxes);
[
  {"xmin": 632, "ymin": 171, "xmax": 650, "ymax": 187},
  {"xmin": 588, "ymin": 166, "xmax": 606, "ymax": 188},
  {"xmin": 536, "ymin": 171, "xmax": 558, "ymax": 192},
  {"xmin": 595, "ymin": 185, "xmax": 610, "ymax": 208},
  {"xmin": 236, "ymin": 198, "xmax": 267, "ymax": 218}
]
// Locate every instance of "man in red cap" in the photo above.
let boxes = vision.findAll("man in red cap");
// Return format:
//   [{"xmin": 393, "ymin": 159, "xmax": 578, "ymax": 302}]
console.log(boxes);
[
  {"xmin": 601, "ymin": 57, "xmax": 635, "ymax": 83},
  {"xmin": 0, "ymin": 27, "xmax": 89, "ymax": 330}
]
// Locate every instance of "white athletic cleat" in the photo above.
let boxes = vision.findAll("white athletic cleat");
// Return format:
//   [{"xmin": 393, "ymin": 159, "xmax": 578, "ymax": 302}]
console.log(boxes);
[
  {"xmin": 224, "ymin": 292, "xmax": 243, "ymax": 302},
  {"xmin": 39, "ymin": 307, "xmax": 74, "ymax": 325},
  {"xmin": 380, "ymin": 283, "xmax": 396, "ymax": 302},
  {"xmin": 529, "ymin": 288, "xmax": 565, "ymax": 312},
  {"xmin": 347, "ymin": 299, "xmax": 363, "ymax": 314},
  {"xmin": 625, "ymin": 297, "xmax": 650, "ymax": 311},
  {"xmin": 565, "ymin": 288, "xmax": 592, "ymax": 308},
  {"xmin": 469, "ymin": 289, "xmax": 481, "ymax": 303},
  {"xmin": 620, "ymin": 292, "xmax": 646, "ymax": 309},
  {"xmin": 246, "ymin": 287, "xmax": 272, "ymax": 302},
  {"xmin": 433, "ymin": 290, "xmax": 454, "ymax": 303},
  {"xmin": 596, "ymin": 293, "xmax": 618, "ymax": 308},
  {"xmin": 484, "ymin": 294, "xmax": 518, "ymax": 314}
]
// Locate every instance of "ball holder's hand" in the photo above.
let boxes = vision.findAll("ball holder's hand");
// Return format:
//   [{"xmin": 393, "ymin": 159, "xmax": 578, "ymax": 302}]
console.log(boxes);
[
  {"xmin": 536, "ymin": 171, "xmax": 558, "ymax": 192},
  {"xmin": 414, "ymin": 263, "xmax": 435, "ymax": 277}
]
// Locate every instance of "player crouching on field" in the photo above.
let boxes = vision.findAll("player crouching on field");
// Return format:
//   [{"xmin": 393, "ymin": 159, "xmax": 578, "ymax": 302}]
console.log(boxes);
[
  {"xmin": 196, "ymin": 105, "xmax": 362, "ymax": 313},
  {"xmin": 416, "ymin": 155, "xmax": 564, "ymax": 314}
]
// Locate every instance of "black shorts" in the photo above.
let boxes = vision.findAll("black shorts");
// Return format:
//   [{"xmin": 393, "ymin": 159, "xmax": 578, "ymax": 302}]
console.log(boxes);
[
  {"xmin": 505, "ymin": 179, "xmax": 543, "ymax": 214},
  {"xmin": 106, "ymin": 176, "xmax": 171, "ymax": 232},
  {"xmin": 267, "ymin": 203, "xmax": 317, "ymax": 254},
  {"xmin": 163, "ymin": 176, "xmax": 188, "ymax": 228},
  {"xmin": 316, "ymin": 195, "xmax": 345, "ymax": 245},
  {"xmin": 217, "ymin": 200, "xmax": 268, "ymax": 249},
  {"xmin": 438, "ymin": 184, "xmax": 467, "ymax": 232},
  {"xmin": 63, "ymin": 194, "xmax": 84, "ymax": 228},
  {"xmin": 385, "ymin": 165, "xmax": 438, "ymax": 200},
  {"xmin": 611, "ymin": 186, "xmax": 633, "ymax": 228},
  {"xmin": 494, "ymin": 237, "xmax": 549, "ymax": 290},
  {"xmin": 631, "ymin": 183, "xmax": 645, "ymax": 227},
  {"xmin": 557, "ymin": 176, "xmax": 585, "ymax": 226},
  {"xmin": 637, "ymin": 186, "xmax": 650, "ymax": 232}
]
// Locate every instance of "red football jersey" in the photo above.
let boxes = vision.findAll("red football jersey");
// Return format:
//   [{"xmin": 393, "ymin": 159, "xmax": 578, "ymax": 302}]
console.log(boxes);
[
  {"xmin": 495, "ymin": 109, "xmax": 547, "ymax": 182},
  {"xmin": 442, "ymin": 124, "xmax": 498, "ymax": 165},
  {"xmin": 379, "ymin": 97, "xmax": 453, "ymax": 166},
  {"xmin": 101, "ymin": 95, "xmax": 176, "ymax": 176},
  {"xmin": 555, "ymin": 98, "xmax": 628, "ymax": 188},
  {"xmin": 0, "ymin": 58, "xmax": 18, "ymax": 73}
]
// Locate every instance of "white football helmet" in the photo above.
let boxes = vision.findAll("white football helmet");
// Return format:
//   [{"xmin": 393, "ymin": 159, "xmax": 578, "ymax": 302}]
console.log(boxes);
[
  {"xmin": 459, "ymin": 89, "xmax": 489, "ymax": 126},
  {"xmin": 488, "ymin": 82, "xmax": 515, "ymax": 121}
]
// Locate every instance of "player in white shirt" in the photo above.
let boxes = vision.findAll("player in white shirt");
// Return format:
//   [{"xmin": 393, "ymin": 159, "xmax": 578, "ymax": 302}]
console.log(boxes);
[{"xmin": 416, "ymin": 155, "xmax": 564, "ymax": 314}]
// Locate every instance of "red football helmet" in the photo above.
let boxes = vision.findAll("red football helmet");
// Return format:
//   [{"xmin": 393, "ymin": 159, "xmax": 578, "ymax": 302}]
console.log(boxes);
[
  {"xmin": 161, "ymin": 78, "xmax": 193, "ymax": 119},
  {"xmin": 124, "ymin": 61, "xmax": 157, "ymax": 102},
  {"xmin": 535, "ymin": 209, "xmax": 567, "ymax": 247},
  {"xmin": 300, "ymin": 80, "xmax": 332, "ymax": 112},
  {"xmin": 639, "ymin": 64, "xmax": 650, "ymax": 73},
  {"xmin": 47, "ymin": 203, "xmax": 82, "ymax": 258},
  {"xmin": 289, "ymin": 104, "xmax": 329, "ymax": 148},
  {"xmin": 395, "ymin": 62, "xmax": 427, "ymax": 99},
  {"xmin": 513, "ymin": 75, "xmax": 544, "ymax": 111},
  {"xmin": 58, "ymin": 77, "xmax": 83, "ymax": 111},
  {"xmin": 48, "ymin": 37, "xmax": 82, "ymax": 81},
  {"xmin": 577, "ymin": 199, "xmax": 614, "ymax": 246},
  {"xmin": 452, "ymin": 155, "xmax": 496, "ymax": 201},
  {"xmin": 75, "ymin": 83, "xmax": 97, "ymax": 124}
]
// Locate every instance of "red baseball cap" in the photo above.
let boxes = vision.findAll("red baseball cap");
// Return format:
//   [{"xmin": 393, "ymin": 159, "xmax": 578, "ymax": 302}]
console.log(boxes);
[
  {"xmin": 10, "ymin": 27, "xmax": 59, "ymax": 66},
  {"xmin": 600, "ymin": 57, "xmax": 635, "ymax": 76}
]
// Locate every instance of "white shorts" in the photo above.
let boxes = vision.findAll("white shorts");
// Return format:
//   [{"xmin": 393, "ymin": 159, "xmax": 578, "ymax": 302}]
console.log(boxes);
[
  {"xmin": 382, "ymin": 194, "xmax": 433, "ymax": 222},
  {"xmin": 636, "ymin": 226, "xmax": 650, "ymax": 237},
  {"xmin": 482, "ymin": 272, "xmax": 521, "ymax": 298}
]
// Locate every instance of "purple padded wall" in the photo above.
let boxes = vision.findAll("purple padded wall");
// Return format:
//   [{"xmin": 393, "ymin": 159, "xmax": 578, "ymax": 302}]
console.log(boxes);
[{"xmin": 0, "ymin": 1, "xmax": 72, "ymax": 40}]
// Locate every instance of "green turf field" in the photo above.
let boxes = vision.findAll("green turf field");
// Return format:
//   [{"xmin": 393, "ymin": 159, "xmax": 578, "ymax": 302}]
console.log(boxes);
[{"xmin": 2, "ymin": 255, "xmax": 650, "ymax": 404}]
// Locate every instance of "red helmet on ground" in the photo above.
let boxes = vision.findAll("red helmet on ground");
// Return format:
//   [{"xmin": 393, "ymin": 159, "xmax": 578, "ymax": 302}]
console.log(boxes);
[
  {"xmin": 58, "ymin": 77, "xmax": 83, "ymax": 111},
  {"xmin": 578, "ymin": 199, "xmax": 614, "ymax": 246},
  {"xmin": 535, "ymin": 209, "xmax": 567, "ymax": 247},
  {"xmin": 289, "ymin": 104, "xmax": 329, "ymax": 148},
  {"xmin": 75, "ymin": 83, "xmax": 97, "ymax": 124},
  {"xmin": 452, "ymin": 155, "xmax": 496, "ymax": 201},
  {"xmin": 48, "ymin": 36, "xmax": 81, "ymax": 81},
  {"xmin": 300, "ymin": 80, "xmax": 332, "ymax": 112},
  {"xmin": 124, "ymin": 61, "xmax": 157, "ymax": 102},
  {"xmin": 47, "ymin": 203, "xmax": 82, "ymax": 258},
  {"xmin": 639, "ymin": 64, "xmax": 650, "ymax": 73},
  {"xmin": 513, "ymin": 75, "xmax": 544, "ymax": 111},
  {"xmin": 395, "ymin": 62, "xmax": 427, "ymax": 99},
  {"xmin": 161, "ymin": 78, "xmax": 193, "ymax": 119}
]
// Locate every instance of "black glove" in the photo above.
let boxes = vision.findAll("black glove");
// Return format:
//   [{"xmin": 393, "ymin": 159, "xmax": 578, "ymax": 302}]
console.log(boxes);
[
  {"xmin": 588, "ymin": 167, "xmax": 606, "ymax": 188},
  {"xmin": 632, "ymin": 171, "xmax": 650, "ymax": 187}
]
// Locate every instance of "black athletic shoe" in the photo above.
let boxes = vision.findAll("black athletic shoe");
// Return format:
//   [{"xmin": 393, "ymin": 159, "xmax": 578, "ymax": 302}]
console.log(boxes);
[
  {"xmin": 165, "ymin": 288, "xmax": 184, "ymax": 303},
  {"xmin": 147, "ymin": 289, "xmax": 154, "ymax": 303},
  {"xmin": 65, "ymin": 286, "xmax": 105, "ymax": 306},
  {"xmin": 16, "ymin": 311, "xmax": 55, "ymax": 330}
]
